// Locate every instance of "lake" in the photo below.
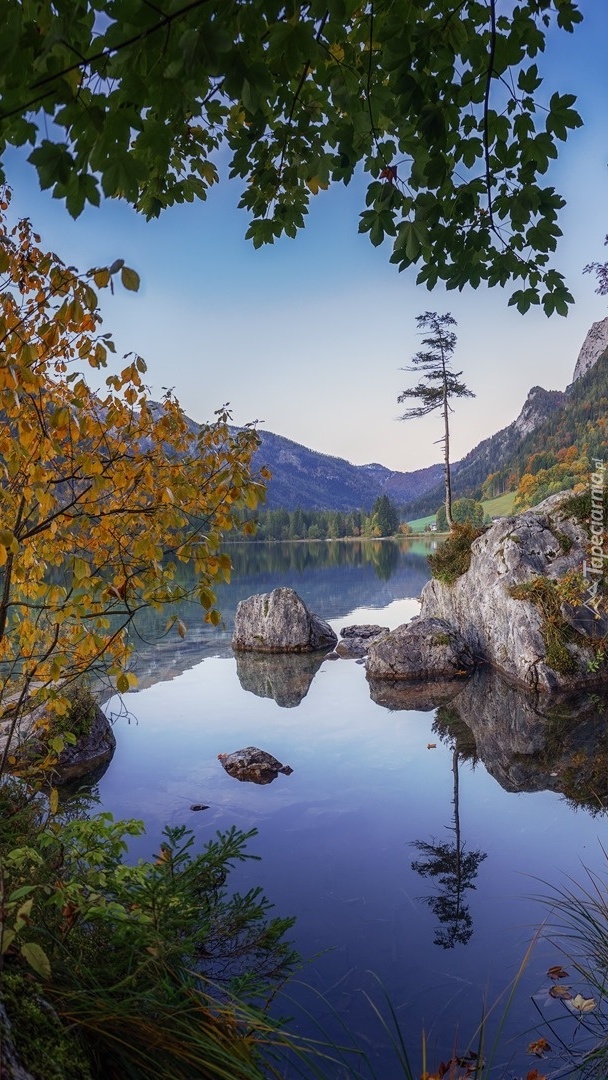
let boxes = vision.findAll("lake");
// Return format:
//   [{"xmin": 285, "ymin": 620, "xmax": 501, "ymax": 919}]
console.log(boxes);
[{"xmin": 94, "ymin": 540, "xmax": 608, "ymax": 1078}]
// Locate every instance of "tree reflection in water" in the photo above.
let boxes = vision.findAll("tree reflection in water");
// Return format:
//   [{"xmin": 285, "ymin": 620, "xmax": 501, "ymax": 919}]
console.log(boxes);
[{"xmin": 411, "ymin": 730, "xmax": 487, "ymax": 949}]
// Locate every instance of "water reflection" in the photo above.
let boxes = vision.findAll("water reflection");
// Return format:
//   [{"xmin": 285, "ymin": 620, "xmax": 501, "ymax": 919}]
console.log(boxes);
[
  {"xmin": 235, "ymin": 651, "xmax": 327, "ymax": 708},
  {"xmin": 367, "ymin": 677, "xmax": 465, "ymax": 713},
  {"xmin": 433, "ymin": 668, "xmax": 608, "ymax": 812},
  {"xmin": 126, "ymin": 540, "xmax": 431, "ymax": 688},
  {"xmin": 411, "ymin": 745, "xmax": 487, "ymax": 949},
  {"xmin": 92, "ymin": 539, "xmax": 608, "ymax": 1076}
]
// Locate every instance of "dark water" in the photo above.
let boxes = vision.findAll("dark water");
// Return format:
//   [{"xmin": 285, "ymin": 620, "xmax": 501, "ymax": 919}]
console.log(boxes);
[{"xmin": 94, "ymin": 541, "xmax": 608, "ymax": 1077}]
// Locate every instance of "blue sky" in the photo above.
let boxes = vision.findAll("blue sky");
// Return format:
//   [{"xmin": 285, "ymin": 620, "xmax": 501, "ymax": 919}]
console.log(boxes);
[{"xmin": 6, "ymin": 4, "xmax": 608, "ymax": 473}]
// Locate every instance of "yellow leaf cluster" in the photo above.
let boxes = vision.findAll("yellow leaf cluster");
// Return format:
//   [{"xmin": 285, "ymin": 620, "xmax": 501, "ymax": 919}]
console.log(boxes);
[{"xmin": 0, "ymin": 187, "xmax": 266, "ymax": 767}]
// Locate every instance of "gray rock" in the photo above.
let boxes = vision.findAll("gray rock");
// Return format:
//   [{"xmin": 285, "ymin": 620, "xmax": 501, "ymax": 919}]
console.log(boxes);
[
  {"xmin": 6, "ymin": 701, "xmax": 116, "ymax": 785},
  {"xmin": 218, "ymin": 746, "xmax": 293, "ymax": 785},
  {"xmin": 336, "ymin": 624, "xmax": 390, "ymax": 658},
  {"xmin": 232, "ymin": 587, "xmax": 337, "ymax": 653},
  {"xmin": 0, "ymin": 1000, "xmax": 37, "ymax": 1080},
  {"xmin": 420, "ymin": 492, "xmax": 605, "ymax": 690},
  {"xmin": 51, "ymin": 704, "xmax": 116, "ymax": 784},
  {"xmin": 365, "ymin": 617, "xmax": 475, "ymax": 681}
]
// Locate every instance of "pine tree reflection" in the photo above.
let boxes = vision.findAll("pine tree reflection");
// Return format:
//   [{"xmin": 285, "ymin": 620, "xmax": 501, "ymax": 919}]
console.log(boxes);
[{"xmin": 411, "ymin": 719, "xmax": 487, "ymax": 949}]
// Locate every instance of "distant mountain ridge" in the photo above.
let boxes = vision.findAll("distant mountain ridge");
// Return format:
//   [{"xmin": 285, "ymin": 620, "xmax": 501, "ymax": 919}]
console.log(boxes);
[
  {"xmin": 248, "ymin": 429, "xmax": 444, "ymax": 511},
  {"xmin": 175, "ymin": 316, "xmax": 608, "ymax": 513}
]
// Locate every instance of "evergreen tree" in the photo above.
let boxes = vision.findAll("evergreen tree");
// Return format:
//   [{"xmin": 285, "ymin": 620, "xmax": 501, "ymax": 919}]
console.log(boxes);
[
  {"xmin": 372, "ymin": 494, "xmax": 400, "ymax": 536},
  {"xmin": 398, "ymin": 313, "xmax": 474, "ymax": 530}
]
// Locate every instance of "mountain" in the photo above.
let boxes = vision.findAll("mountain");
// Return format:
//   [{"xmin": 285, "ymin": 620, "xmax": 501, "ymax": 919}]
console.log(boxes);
[
  {"xmin": 401, "ymin": 384, "xmax": 567, "ymax": 517},
  {"xmin": 401, "ymin": 317, "xmax": 608, "ymax": 518},
  {"xmin": 573, "ymin": 318, "xmax": 608, "ymax": 381},
  {"xmin": 168, "ymin": 316, "xmax": 607, "ymax": 514},
  {"xmin": 249, "ymin": 430, "xmax": 443, "ymax": 511}
]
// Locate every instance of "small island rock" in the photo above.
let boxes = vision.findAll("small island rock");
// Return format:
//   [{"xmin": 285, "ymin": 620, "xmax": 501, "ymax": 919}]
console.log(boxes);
[
  {"xmin": 218, "ymin": 746, "xmax": 293, "ymax": 785},
  {"xmin": 336, "ymin": 624, "xmax": 390, "ymax": 658},
  {"xmin": 232, "ymin": 587, "xmax": 337, "ymax": 653}
]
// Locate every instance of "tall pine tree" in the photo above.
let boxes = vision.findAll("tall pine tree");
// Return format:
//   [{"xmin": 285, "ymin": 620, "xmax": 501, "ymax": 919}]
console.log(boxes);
[{"xmin": 398, "ymin": 313, "xmax": 474, "ymax": 530}]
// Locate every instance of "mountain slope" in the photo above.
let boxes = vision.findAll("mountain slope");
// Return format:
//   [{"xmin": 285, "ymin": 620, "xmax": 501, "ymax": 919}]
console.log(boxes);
[
  {"xmin": 403, "ymin": 348, "xmax": 608, "ymax": 518},
  {"xmin": 250, "ymin": 430, "xmax": 443, "ymax": 510}
]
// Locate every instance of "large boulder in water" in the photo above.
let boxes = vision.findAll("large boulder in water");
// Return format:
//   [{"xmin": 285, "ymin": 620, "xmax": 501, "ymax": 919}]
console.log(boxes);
[
  {"xmin": 366, "ymin": 617, "xmax": 475, "ymax": 681},
  {"xmin": 232, "ymin": 587, "xmax": 337, "ymax": 653}
]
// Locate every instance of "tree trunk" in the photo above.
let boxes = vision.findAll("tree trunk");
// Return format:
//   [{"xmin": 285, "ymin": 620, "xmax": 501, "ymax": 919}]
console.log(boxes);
[{"xmin": 442, "ymin": 363, "xmax": 454, "ymax": 529}]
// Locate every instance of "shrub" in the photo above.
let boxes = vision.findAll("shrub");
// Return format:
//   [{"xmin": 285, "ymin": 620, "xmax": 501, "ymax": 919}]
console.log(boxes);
[{"xmin": 427, "ymin": 523, "xmax": 484, "ymax": 586}]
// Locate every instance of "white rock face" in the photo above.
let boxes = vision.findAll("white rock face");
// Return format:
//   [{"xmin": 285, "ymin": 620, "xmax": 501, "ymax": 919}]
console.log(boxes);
[
  {"xmin": 573, "ymin": 317, "xmax": 608, "ymax": 381},
  {"xmin": 420, "ymin": 493, "xmax": 606, "ymax": 691}
]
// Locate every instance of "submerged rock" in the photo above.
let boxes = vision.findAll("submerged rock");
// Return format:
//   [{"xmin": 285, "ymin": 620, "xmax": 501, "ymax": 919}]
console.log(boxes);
[
  {"xmin": 365, "ymin": 617, "xmax": 475, "ymax": 681},
  {"xmin": 420, "ymin": 491, "xmax": 606, "ymax": 691},
  {"xmin": 232, "ymin": 587, "xmax": 337, "ymax": 653},
  {"xmin": 218, "ymin": 746, "xmax": 294, "ymax": 785}
]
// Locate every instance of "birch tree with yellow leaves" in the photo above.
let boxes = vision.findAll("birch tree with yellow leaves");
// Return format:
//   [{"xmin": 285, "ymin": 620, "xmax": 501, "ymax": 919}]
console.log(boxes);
[{"xmin": 0, "ymin": 187, "xmax": 266, "ymax": 772}]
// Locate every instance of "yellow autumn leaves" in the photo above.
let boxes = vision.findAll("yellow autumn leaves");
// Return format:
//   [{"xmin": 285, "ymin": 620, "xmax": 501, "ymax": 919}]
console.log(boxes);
[{"xmin": 0, "ymin": 185, "xmax": 266, "ymax": 754}]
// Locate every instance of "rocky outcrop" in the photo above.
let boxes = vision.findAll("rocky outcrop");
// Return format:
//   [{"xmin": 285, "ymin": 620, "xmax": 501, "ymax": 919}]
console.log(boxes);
[
  {"xmin": 235, "ymin": 651, "xmax": 325, "ymax": 707},
  {"xmin": 51, "ymin": 704, "xmax": 116, "ymax": 784},
  {"xmin": 420, "ymin": 492, "xmax": 606, "ymax": 691},
  {"xmin": 232, "ymin": 588, "xmax": 337, "ymax": 653},
  {"xmin": 10, "ymin": 702, "xmax": 116, "ymax": 785},
  {"xmin": 336, "ymin": 624, "xmax": 389, "ymax": 658},
  {"xmin": 365, "ymin": 618, "xmax": 475, "ymax": 681},
  {"xmin": 572, "ymin": 316, "xmax": 608, "ymax": 381}
]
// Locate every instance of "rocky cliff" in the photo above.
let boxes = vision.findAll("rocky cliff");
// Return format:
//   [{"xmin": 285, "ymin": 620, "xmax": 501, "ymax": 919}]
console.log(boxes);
[{"xmin": 572, "ymin": 316, "xmax": 608, "ymax": 381}]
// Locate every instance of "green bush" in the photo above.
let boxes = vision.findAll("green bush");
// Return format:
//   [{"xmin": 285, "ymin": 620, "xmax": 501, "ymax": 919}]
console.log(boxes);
[
  {"xmin": 0, "ymin": 791, "xmax": 301, "ymax": 1080},
  {"xmin": 427, "ymin": 523, "xmax": 484, "ymax": 585}
]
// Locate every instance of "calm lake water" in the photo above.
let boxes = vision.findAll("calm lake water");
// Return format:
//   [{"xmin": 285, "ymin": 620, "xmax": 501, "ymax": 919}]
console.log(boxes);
[{"xmin": 94, "ymin": 540, "xmax": 608, "ymax": 1078}]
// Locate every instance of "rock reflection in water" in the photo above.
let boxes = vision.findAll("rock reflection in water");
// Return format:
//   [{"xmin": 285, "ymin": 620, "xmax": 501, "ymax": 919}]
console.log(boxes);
[
  {"xmin": 234, "ymin": 651, "xmax": 327, "ymax": 708},
  {"xmin": 370, "ymin": 665, "xmax": 608, "ymax": 810},
  {"xmin": 367, "ymin": 677, "xmax": 466, "ymax": 713},
  {"xmin": 434, "ymin": 668, "xmax": 608, "ymax": 811}
]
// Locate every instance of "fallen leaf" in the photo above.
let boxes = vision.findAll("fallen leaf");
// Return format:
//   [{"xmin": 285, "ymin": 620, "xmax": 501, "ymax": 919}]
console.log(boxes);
[
  {"xmin": 549, "ymin": 984, "xmax": 572, "ymax": 999},
  {"xmin": 527, "ymin": 1037, "xmax": 551, "ymax": 1056},
  {"xmin": 547, "ymin": 965, "xmax": 569, "ymax": 980},
  {"xmin": 526, "ymin": 1070, "xmax": 547, "ymax": 1080},
  {"xmin": 566, "ymin": 993, "xmax": 596, "ymax": 1013}
]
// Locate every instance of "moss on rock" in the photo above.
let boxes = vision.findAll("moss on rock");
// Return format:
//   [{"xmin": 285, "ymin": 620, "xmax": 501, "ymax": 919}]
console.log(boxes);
[{"xmin": 1, "ymin": 971, "xmax": 94, "ymax": 1080}]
